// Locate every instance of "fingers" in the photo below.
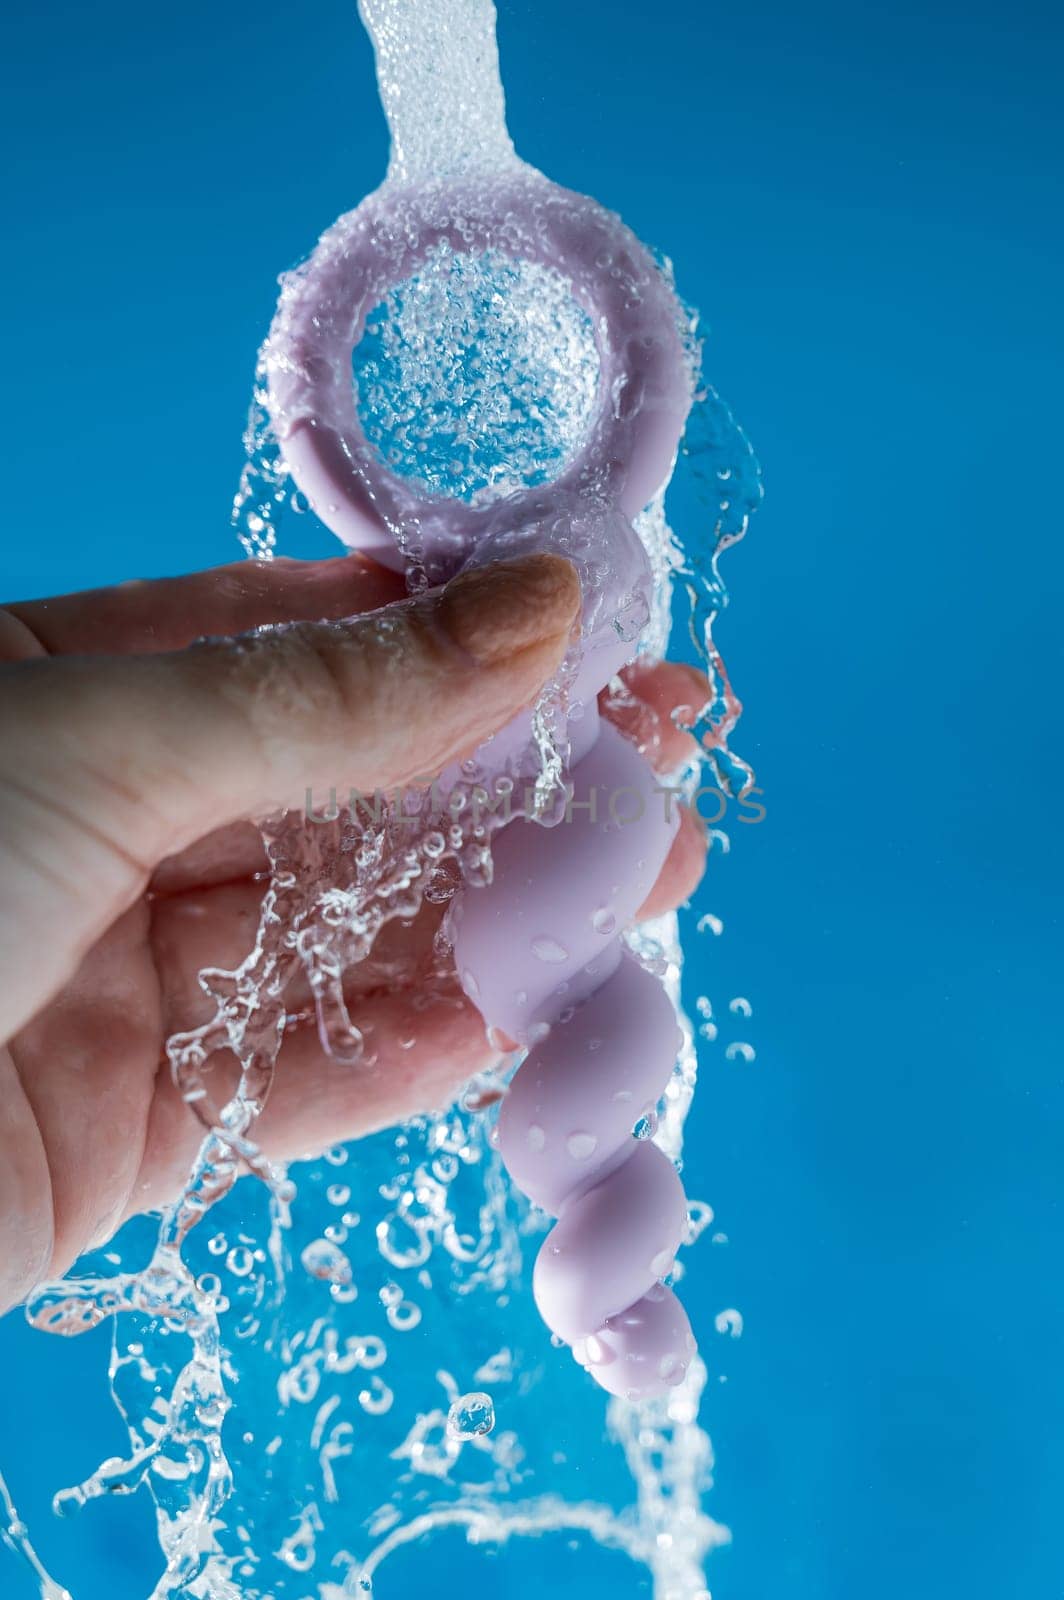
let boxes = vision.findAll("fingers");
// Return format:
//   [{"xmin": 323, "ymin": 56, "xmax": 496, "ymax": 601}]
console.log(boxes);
[
  {"xmin": 150, "ymin": 881, "xmax": 447, "ymax": 1030},
  {"xmin": 601, "ymin": 659, "xmax": 709, "ymax": 773},
  {"xmin": 4, "ymin": 901, "xmax": 163, "ymax": 1301},
  {"xmin": 128, "ymin": 984, "xmax": 498, "ymax": 1219},
  {"xmin": 637, "ymin": 806, "xmax": 707, "ymax": 920},
  {"xmin": 148, "ymin": 820, "xmax": 269, "ymax": 896},
  {"xmin": 0, "ymin": 553, "xmax": 580, "ymax": 1041},
  {"xmin": 603, "ymin": 658, "xmax": 712, "ymax": 918},
  {"xmin": 149, "ymin": 657, "xmax": 716, "ymax": 1024},
  {"xmin": 0, "ymin": 554, "xmax": 407, "ymax": 660}
]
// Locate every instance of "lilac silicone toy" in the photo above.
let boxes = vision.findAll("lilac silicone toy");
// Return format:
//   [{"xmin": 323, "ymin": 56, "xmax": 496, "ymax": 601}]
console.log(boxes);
[{"xmin": 265, "ymin": 170, "xmax": 698, "ymax": 1398}]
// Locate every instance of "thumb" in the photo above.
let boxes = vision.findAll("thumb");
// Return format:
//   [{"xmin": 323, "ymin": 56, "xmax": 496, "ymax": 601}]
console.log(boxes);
[{"xmin": 0, "ymin": 552, "xmax": 579, "ymax": 1037}]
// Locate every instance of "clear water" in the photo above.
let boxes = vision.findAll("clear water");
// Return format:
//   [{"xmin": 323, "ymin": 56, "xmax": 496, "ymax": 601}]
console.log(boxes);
[
  {"xmin": 352, "ymin": 246, "xmax": 600, "ymax": 502},
  {"xmin": 2, "ymin": 1, "xmax": 762, "ymax": 1596}
]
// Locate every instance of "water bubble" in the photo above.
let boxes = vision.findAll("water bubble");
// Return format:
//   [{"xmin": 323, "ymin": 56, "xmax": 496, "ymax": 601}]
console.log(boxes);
[
  {"xmin": 326, "ymin": 1183, "xmax": 352, "ymax": 1207},
  {"xmin": 446, "ymin": 1392, "xmax": 495, "ymax": 1439},
  {"xmin": 728, "ymin": 996, "xmax": 753, "ymax": 1018},
  {"xmin": 725, "ymin": 1041, "xmax": 756, "ymax": 1064},
  {"xmin": 207, "ymin": 1232, "xmax": 227, "ymax": 1256},
  {"xmin": 531, "ymin": 934, "xmax": 569, "ymax": 964},
  {"xmin": 697, "ymin": 913, "xmax": 724, "ymax": 936}
]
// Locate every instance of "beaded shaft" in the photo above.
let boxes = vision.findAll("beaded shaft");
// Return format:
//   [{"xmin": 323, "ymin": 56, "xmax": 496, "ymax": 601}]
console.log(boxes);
[{"xmin": 265, "ymin": 159, "xmax": 698, "ymax": 1397}]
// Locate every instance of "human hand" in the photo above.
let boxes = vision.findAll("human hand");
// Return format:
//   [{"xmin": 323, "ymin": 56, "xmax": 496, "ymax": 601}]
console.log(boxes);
[{"xmin": 0, "ymin": 552, "xmax": 709, "ymax": 1311}]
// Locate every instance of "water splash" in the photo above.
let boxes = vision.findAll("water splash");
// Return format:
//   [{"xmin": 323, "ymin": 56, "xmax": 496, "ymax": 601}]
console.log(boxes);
[{"xmin": 4, "ymin": 2, "xmax": 761, "ymax": 1596}]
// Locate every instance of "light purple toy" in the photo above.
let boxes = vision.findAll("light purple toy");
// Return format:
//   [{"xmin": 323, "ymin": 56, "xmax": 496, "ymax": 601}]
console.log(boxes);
[{"xmin": 265, "ymin": 166, "xmax": 698, "ymax": 1398}]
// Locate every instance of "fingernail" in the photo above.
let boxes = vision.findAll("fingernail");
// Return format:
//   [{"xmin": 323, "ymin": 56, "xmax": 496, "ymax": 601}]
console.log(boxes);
[{"xmin": 437, "ymin": 554, "xmax": 581, "ymax": 669}]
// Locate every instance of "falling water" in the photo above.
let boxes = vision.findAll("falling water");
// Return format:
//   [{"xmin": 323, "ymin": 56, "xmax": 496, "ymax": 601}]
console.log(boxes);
[{"xmin": 2, "ymin": 2, "xmax": 762, "ymax": 1596}]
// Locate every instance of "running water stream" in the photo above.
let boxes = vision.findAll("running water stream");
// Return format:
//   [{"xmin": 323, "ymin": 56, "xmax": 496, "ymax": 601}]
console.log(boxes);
[{"xmin": 1, "ymin": 3, "xmax": 762, "ymax": 1595}]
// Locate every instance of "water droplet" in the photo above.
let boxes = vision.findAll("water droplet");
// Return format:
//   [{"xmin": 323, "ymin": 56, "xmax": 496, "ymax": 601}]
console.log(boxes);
[
  {"xmin": 685, "ymin": 1200, "xmax": 715, "ymax": 1243},
  {"xmin": 592, "ymin": 908, "xmax": 617, "ymax": 935},
  {"xmin": 632, "ymin": 1110, "xmax": 658, "ymax": 1141},
  {"xmin": 301, "ymin": 1239, "xmax": 352, "ymax": 1286},
  {"xmin": 567, "ymin": 1131, "xmax": 598, "ymax": 1161},
  {"xmin": 358, "ymin": 1375, "xmax": 394, "ymax": 1414},
  {"xmin": 650, "ymin": 1248, "xmax": 674, "ymax": 1279},
  {"xmin": 387, "ymin": 1299, "xmax": 422, "ymax": 1332},
  {"xmin": 658, "ymin": 1351, "xmax": 682, "ymax": 1381},
  {"xmin": 531, "ymin": 934, "xmax": 569, "ymax": 963},
  {"xmin": 584, "ymin": 1333, "xmax": 615, "ymax": 1367},
  {"xmin": 446, "ymin": 1391, "xmax": 495, "ymax": 1439},
  {"xmin": 527, "ymin": 1123, "xmax": 546, "ymax": 1152},
  {"xmin": 226, "ymin": 1245, "xmax": 255, "ymax": 1278}
]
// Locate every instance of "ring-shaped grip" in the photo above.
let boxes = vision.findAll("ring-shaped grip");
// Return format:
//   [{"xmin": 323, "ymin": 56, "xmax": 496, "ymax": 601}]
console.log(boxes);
[{"xmin": 264, "ymin": 170, "xmax": 692, "ymax": 575}]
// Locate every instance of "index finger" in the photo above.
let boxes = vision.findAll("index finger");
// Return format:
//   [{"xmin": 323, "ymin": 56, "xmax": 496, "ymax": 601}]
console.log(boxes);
[{"xmin": 0, "ymin": 554, "xmax": 407, "ymax": 660}]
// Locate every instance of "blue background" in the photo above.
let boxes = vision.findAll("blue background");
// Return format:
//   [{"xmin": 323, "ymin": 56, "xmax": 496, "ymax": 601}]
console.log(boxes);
[{"xmin": 2, "ymin": 1, "xmax": 1062, "ymax": 1597}]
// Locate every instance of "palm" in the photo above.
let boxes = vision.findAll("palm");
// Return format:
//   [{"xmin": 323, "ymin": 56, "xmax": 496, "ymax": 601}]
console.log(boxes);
[{"xmin": 0, "ymin": 556, "xmax": 706, "ymax": 1294}]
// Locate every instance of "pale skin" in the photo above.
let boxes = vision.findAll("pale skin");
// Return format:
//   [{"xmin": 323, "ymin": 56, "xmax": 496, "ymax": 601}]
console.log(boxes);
[{"xmin": 0, "ymin": 551, "xmax": 710, "ymax": 1315}]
